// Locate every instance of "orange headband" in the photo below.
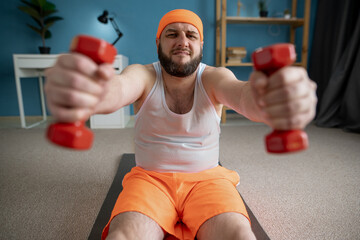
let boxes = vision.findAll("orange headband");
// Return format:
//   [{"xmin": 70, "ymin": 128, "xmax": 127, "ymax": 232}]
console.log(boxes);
[{"xmin": 156, "ymin": 9, "xmax": 204, "ymax": 41}]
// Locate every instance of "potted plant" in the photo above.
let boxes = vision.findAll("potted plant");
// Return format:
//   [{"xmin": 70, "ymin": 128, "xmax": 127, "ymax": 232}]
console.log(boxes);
[
  {"xmin": 18, "ymin": 0, "xmax": 63, "ymax": 54},
  {"xmin": 284, "ymin": 9, "xmax": 291, "ymax": 19},
  {"xmin": 258, "ymin": 0, "xmax": 268, "ymax": 17}
]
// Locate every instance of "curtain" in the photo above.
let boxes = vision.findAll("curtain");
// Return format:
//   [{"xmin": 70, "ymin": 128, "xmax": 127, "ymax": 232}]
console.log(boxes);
[{"xmin": 308, "ymin": 0, "xmax": 360, "ymax": 133}]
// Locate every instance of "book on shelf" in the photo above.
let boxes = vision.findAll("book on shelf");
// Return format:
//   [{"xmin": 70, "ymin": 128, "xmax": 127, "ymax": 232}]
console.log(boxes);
[
  {"xmin": 226, "ymin": 46, "xmax": 247, "ymax": 64},
  {"xmin": 227, "ymin": 56, "xmax": 243, "ymax": 64},
  {"xmin": 226, "ymin": 46, "xmax": 247, "ymax": 56}
]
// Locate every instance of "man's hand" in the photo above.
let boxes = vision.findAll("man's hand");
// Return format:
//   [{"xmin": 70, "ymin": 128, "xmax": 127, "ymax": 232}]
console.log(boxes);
[
  {"xmin": 44, "ymin": 53, "xmax": 115, "ymax": 123},
  {"xmin": 250, "ymin": 66, "xmax": 317, "ymax": 130}
]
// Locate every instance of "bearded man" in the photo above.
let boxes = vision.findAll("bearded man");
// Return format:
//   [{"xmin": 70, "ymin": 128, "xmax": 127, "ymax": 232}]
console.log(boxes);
[{"xmin": 45, "ymin": 9, "xmax": 317, "ymax": 240}]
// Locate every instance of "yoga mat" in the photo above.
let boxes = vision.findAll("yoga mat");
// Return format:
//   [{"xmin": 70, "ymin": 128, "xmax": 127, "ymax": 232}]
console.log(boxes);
[{"xmin": 88, "ymin": 154, "xmax": 270, "ymax": 240}]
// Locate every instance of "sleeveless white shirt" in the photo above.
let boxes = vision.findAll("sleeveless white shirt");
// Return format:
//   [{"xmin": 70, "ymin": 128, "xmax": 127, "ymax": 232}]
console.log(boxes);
[{"xmin": 134, "ymin": 62, "xmax": 221, "ymax": 173}]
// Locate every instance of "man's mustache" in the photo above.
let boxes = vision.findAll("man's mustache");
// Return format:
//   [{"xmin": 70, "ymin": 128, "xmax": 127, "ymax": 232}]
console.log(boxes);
[{"xmin": 171, "ymin": 48, "xmax": 192, "ymax": 55}]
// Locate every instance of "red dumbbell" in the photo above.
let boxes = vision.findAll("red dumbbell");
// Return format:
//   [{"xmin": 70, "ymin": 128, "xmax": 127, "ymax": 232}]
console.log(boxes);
[
  {"xmin": 252, "ymin": 43, "xmax": 308, "ymax": 153},
  {"xmin": 46, "ymin": 35, "xmax": 117, "ymax": 150}
]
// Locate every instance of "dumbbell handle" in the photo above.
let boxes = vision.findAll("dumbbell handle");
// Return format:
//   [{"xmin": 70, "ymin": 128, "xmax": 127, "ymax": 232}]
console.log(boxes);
[
  {"xmin": 46, "ymin": 35, "xmax": 117, "ymax": 150},
  {"xmin": 252, "ymin": 43, "xmax": 308, "ymax": 153}
]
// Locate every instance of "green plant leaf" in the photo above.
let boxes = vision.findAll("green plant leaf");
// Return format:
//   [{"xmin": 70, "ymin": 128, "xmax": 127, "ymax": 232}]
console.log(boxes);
[
  {"xmin": 258, "ymin": 0, "xmax": 268, "ymax": 11},
  {"xmin": 44, "ymin": 21, "xmax": 54, "ymax": 31},
  {"xmin": 29, "ymin": 0, "xmax": 41, "ymax": 12},
  {"xmin": 18, "ymin": 6, "xmax": 41, "ymax": 20},
  {"xmin": 27, "ymin": 24, "xmax": 42, "ymax": 35},
  {"xmin": 44, "ymin": 16, "xmax": 63, "ymax": 25},
  {"xmin": 43, "ymin": 1, "xmax": 56, "ymax": 11},
  {"xmin": 43, "ymin": 9, "xmax": 58, "ymax": 18},
  {"xmin": 44, "ymin": 30, "xmax": 52, "ymax": 39},
  {"xmin": 20, "ymin": 0, "xmax": 38, "ymax": 9},
  {"xmin": 36, "ymin": 0, "xmax": 47, "ymax": 8}
]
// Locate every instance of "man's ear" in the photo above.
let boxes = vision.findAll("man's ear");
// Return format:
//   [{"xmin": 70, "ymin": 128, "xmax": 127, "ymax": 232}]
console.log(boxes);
[
  {"xmin": 201, "ymin": 41, "xmax": 204, "ymax": 56},
  {"xmin": 156, "ymin": 38, "xmax": 160, "ymax": 49}
]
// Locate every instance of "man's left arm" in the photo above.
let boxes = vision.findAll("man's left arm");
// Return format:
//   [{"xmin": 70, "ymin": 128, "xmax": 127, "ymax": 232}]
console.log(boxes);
[{"xmin": 204, "ymin": 66, "xmax": 317, "ymax": 130}]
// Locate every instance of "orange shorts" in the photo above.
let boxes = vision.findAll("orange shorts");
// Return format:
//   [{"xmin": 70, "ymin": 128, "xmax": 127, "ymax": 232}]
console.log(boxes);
[{"xmin": 101, "ymin": 166, "xmax": 250, "ymax": 240}]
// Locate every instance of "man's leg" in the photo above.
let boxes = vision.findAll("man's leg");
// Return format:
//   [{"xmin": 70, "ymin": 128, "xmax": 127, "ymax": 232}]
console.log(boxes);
[
  {"xmin": 196, "ymin": 212, "xmax": 256, "ymax": 240},
  {"xmin": 106, "ymin": 212, "xmax": 165, "ymax": 240}
]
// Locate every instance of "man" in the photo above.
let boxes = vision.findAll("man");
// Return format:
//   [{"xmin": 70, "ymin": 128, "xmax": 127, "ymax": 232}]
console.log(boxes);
[{"xmin": 45, "ymin": 9, "xmax": 317, "ymax": 240}]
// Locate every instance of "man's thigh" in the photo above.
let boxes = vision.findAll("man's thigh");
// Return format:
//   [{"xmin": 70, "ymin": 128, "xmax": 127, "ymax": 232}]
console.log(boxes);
[
  {"xmin": 196, "ymin": 212, "xmax": 255, "ymax": 240},
  {"xmin": 102, "ymin": 167, "xmax": 178, "ymax": 239},
  {"xmin": 107, "ymin": 212, "xmax": 165, "ymax": 240},
  {"xmin": 183, "ymin": 178, "xmax": 250, "ymax": 238}
]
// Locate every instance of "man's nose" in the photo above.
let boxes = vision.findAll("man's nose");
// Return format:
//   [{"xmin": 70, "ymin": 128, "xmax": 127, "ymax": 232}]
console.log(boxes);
[{"xmin": 176, "ymin": 32, "xmax": 189, "ymax": 48}]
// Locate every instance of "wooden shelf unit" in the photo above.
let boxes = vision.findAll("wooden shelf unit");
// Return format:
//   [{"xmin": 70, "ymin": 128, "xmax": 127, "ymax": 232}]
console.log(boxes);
[
  {"xmin": 216, "ymin": 0, "xmax": 311, "ymax": 123},
  {"xmin": 225, "ymin": 16, "xmax": 304, "ymax": 27}
]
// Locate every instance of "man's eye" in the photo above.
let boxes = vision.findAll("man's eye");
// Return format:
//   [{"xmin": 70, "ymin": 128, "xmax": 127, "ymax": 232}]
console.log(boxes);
[
  {"xmin": 167, "ymin": 33, "xmax": 177, "ymax": 37},
  {"xmin": 188, "ymin": 35, "xmax": 197, "ymax": 39}
]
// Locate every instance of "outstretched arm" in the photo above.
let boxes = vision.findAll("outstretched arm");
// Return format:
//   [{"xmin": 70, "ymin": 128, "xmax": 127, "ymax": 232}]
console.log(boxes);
[
  {"xmin": 92, "ymin": 64, "xmax": 152, "ymax": 115},
  {"xmin": 204, "ymin": 66, "xmax": 317, "ymax": 130},
  {"xmin": 44, "ymin": 54, "xmax": 150, "ymax": 123}
]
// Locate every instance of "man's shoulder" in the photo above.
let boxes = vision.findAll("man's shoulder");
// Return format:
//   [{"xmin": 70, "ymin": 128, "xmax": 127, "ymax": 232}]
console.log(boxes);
[
  {"xmin": 123, "ymin": 63, "xmax": 156, "ymax": 81},
  {"xmin": 127, "ymin": 63, "xmax": 155, "ymax": 73},
  {"xmin": 202, "ymin": 65, "xmax": 232, "ymax": 81}
]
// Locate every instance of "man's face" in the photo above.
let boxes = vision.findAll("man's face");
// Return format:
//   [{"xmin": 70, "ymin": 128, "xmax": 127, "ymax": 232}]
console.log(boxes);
[{"xmin": 157, "ymin": 23, "xmax": 203, "ymax": 77}]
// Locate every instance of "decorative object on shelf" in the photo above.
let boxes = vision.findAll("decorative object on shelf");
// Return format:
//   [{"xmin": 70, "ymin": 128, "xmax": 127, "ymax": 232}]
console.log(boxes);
[
  {"xmin": 226, "ymin": 47, "xmax": 247, "ymax": 64},
  {"xmin": 18, "ymin": 0, "xmax": 63, "ymax": 54},
  {"xmin": 258, "ymin": 0, "xmax": 268, "ymax": 17},
  {"xmin": 284, "ymin": 9, "xmax": 291, "ymax": 19},
  {"xmin": 98, "ymin": 10, "xmax": 123, "ymax": 46},
  {"xmin": 237, "ymin": 0, "xmax": 243, "ymax": 16}
]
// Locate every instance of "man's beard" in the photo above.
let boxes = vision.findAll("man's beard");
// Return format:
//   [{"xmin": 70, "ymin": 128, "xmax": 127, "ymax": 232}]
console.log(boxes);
[{"xmin": 158, "ymin": 44, "xmax": 202, "ymax": 77}]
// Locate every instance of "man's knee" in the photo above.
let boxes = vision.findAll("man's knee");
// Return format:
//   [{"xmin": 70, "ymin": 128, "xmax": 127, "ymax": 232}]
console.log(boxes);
[
  {"xmin": 197, "ymin": 212, "xmax": 256, "ymax": 240},
  {"xmin": 106, "ymin": 231, "xmax": 126, "ymax": 240},
  {"xmin": 106, "ymin": 212, "xmax": 164, "ymax": 240},
  {"xmin": 225, "ymin": 213, "xmax": 256, "ymax": 240},
  {"xmin": 231, "ymin": 222, "xmax": 256, "ymax": 240}
]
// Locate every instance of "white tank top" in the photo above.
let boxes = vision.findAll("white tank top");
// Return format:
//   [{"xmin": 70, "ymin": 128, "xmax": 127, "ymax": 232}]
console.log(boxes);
[{"xmin": 134, "ymin": 62, "xmax": 221, "ymax": 173}]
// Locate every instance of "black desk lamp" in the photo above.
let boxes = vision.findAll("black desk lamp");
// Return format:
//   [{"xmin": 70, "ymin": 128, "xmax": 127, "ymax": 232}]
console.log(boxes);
[{"xmin": 97, "ymin": 10, "xmax": 123, "ymax": 45}]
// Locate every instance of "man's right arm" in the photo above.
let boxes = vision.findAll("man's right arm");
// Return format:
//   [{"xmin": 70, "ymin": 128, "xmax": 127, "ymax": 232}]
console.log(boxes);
[
  {"xmin": 44, "ymin": 54, "xmax": 150, "ymax": 123},
  {"xmin": 93, "ymin": 63, "xmax": 155, "ymax": 115}
]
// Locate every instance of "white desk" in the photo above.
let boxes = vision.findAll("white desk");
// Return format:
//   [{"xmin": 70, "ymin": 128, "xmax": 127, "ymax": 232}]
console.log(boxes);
[{"xmin": 13, "ymin": 54, "xmax": 129, "ymax": 129}]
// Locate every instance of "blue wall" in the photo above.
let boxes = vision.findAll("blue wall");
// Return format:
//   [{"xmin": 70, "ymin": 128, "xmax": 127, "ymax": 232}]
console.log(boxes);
[{"xmin": 0, "ymin": 0, "xmax": 317, "ymax": 116}]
